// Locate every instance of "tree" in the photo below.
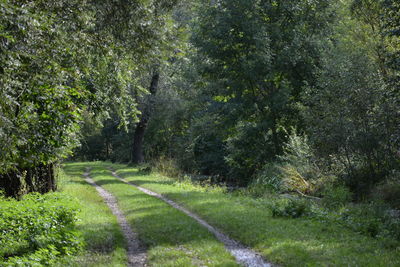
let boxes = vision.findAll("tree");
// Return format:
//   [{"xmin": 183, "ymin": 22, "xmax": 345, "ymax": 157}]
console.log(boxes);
[
  {"xmin": 131, "ymin": 71, "xmax": 160, "ymax": 164},
  {"xmin": 0, "ymin": 0, "xmax": 178, "ymax": 197},
  {"xmin": 190, "ymin": 0, "xmax": 333, "ymax": 183},
  {"xmin": 303, "ymin": 0, "xmax": 400, "ymax": 197}
]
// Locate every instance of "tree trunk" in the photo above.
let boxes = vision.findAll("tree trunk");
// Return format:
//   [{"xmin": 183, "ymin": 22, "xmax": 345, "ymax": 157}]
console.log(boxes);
[
  {"xmin": 131, "ymin": 122, "xmax": 146, "ymax": 163},
  {"xmin": 131, "ymin": 72, "xmax": 160, "ymax": 164},
  {"xmin": 0, "ymin": 163, "xmax": 57, "ymax": 198}
]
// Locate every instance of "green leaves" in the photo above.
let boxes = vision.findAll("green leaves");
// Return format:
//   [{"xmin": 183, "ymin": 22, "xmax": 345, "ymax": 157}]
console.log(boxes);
[
  {"xmin": 0, "ymin": 193, "xmax": 83, "ymax": 265},
  {"xmin": 0, "ymin": 0, "xmax": 178, "ymax": 179},
  {"xmin": 188, "ymin": 0, "xmax": 334, "ymax": 181}
]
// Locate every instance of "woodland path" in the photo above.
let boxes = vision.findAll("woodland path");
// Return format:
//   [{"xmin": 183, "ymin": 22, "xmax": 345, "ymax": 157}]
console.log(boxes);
[
  {"xmin": 108, "ymin": 169, "xmax": 272, "ymax": 267},
  {"xmin": 83, "ymin": 169, "xmax": 147, "ymax": 267}
]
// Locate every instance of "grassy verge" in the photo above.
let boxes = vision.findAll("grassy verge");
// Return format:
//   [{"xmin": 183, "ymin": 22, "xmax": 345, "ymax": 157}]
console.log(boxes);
[
  {"xmin": 65, "ymin": 162, "xmax": 238, "ymax": 267},
  {"xmin": 60, "ymin": 163, "xmax": 127, "ymax": 266},
  {"xmin": 110, "ymin": 163, "xmax": 400, "ymax": 267}
]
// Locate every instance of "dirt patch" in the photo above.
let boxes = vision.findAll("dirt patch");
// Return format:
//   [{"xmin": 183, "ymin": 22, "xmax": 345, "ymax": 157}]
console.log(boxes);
[
  {"xmin": 110, "ymin": 170, "xmax": 272, "ymax": 267},
  {"xmin": 83, "ymin": 169, "xmax": 147, "ymax": 267}
]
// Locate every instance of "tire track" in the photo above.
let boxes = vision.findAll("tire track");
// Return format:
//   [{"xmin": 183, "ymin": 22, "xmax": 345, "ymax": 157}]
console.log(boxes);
[
  {"xmin": 110, "ymin": 169, "xmax": 272, "ymax": 267},
  {"xmin": 83, "ymin": 169, "xmax": 147, "ymax": 267}
]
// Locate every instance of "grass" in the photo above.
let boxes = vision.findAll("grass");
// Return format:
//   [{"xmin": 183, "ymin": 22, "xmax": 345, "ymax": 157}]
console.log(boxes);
[
  {"xmin": 63, "ymin": 162, "xmax": 238, "ymax": 267},
  {"xmin": 104, "ymin": 163, "xmax": 400, "ymax": 267},
  {"xmin": 60, "ymin": 163, "xmax": 127, "ymax": 266}
]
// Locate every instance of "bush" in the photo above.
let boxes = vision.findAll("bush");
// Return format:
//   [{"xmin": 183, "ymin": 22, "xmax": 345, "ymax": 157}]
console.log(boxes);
[
  {"xmin": 152, "ymin": 156, "xmax": 182, "ymax": 179},
  {"xmin": 271, "ymin": 197, "xmax": 311, "ymax": 218},
  {"xmin": 250, "ymin": 131, "xmax": 331, "ymax": 197},
  {"xmin": 321, "ymin": 184, "xmax": 352, "ymax": 210},
  {"xmin": 0, "ymin": 193, "xmax": 83, "ymax": 265},
  {"xmin": 373, "ymin": 172, "xmax": 400, "ymax": 209},
  {"xmin": 279, "ymin": 164, "xmax": 316, "ymax": 195},
  {"xmin": 339, "ymin": 203, "xmax": 400, "ymax": 242},
  {"xmin": 247, "ymin": 163, "xmax": 282, "ymax": 197}
]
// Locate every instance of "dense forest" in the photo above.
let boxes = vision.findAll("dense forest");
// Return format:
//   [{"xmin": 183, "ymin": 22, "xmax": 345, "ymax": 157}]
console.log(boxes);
[
  {"xmin": 1, "ymin": 0, "xmax": 400, "ymax": 265},
  {"xmin": 75, "ymin": 0, "xmax": 397, "ymax": 203},
  {"xmin": 1, "ymin": 0, "xmax": 400, "ymax": 204}
]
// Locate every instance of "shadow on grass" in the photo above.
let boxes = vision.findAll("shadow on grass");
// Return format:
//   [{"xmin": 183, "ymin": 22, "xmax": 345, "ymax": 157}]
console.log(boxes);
[
  {"xmin": 74, "ymin": 180, "xmax": 90, "ymax": 186},
  {"xmin": 78, "ymin": 222, "xmax": 125, "ymax": 253},
  {"xmin": 91, "ymin": 179, "xmax": 128, "ymax": 187}
]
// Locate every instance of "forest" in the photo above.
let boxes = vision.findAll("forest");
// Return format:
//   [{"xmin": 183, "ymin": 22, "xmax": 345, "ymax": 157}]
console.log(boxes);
[{"xmin": 1, "ymin": 0, "xmax": 400, "ymax": 266}]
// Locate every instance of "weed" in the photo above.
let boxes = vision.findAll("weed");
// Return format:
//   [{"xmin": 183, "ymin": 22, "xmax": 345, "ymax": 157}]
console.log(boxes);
[
  {"xmin": 0, "ymin": 192, "xmax": 83, "ymax": 265},
  {"xmin": 271, "ymin": 197, "xmax": 311, "ymax": 218},
  {"xmin": 321, "ymin": 184, "xmax": 352, "ymax": 210}
]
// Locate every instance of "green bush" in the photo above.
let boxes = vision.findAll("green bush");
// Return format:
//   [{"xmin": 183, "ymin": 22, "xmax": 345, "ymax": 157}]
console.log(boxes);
[
  {"xmin": 373, "ymin": 172, "xmax": 400, "ymax": 209},
  {"xmin": 271, "ymin": 197, "xmax": 311, "ymax": 218},
  {"xmin": 0, "ymin": 193, "xmax": 83, "ymax": 266},
  {"xmin": 321, "ymin": 184, "xmax": 352, "ymax": 210},
  {"xmin": 249, "ymin": 132, "xmax": 333, "ymax": 197},
  {"xmin": 339, "ymin": 203, "xmax": 400, "ymax": 242},
  {"xmin": 248, "ymin": 163, "xmax": 282, "ymax": 197},
  {"xmin": 151, "ymin": 156, "xmax": 183, "ymax": 179}
]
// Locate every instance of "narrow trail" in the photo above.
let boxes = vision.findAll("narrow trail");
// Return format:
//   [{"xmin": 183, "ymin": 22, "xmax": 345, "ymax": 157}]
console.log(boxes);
[
  {"xmin": 110, "ymin": 169, "xmax": 272, "ymax": 267},
  {"xmin": 83, "ymin": 169, "xmax": 147, "ymax": 267}
]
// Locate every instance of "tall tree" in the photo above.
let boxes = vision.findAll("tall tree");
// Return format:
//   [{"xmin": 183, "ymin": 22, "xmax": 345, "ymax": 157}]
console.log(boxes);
[
  {"xmin": 131, "ymin": 71, "xmax": 160, "ymax": 163},
  {"xmin": 303, "ymin": 0, "xmax": 400, "ymax": 196},
  {"xmin": 191, "ymin": 0, "xmax": 333, "ymax": 182},
  {"xmin": 0, "ymin": 0, "xmax": 178, "ymax": 196}
]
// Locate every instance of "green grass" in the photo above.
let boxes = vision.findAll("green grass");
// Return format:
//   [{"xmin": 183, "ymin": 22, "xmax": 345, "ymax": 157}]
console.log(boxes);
[
  {"xmin": 106, "ymin": 163, "xmax": 400, "ymax": 267},
  {"xmin": 64, "ymin": 162, "xmax": 238, "ymax": 267},
  {"xmin": 60, "ymin": 163, "xmax": 127, "ymax": 266}
]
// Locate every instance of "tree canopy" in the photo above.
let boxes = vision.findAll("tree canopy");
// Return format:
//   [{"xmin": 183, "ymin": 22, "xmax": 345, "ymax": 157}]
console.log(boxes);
[{"xmin": 1, "ymin": 0, "xmax": 399, "ymax": 201}]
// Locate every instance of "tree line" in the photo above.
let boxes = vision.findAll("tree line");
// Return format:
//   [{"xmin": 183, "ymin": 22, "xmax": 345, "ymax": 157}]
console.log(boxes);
[
  {"xmin": 0, "ymin": 0, "xmax": 177, "ymax": 196},
  {"xmin": 1, "ymin": 0, "xmax": 399, "ymax": 204}
]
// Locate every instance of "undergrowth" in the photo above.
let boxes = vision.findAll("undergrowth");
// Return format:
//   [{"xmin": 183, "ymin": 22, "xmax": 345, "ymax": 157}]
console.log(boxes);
[{"xmin": 0, "ymin": 193, "xmax": 83, "ymax": 266}]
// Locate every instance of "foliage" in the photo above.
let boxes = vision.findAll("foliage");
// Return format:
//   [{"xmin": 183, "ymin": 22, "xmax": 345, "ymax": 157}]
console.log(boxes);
[
  {"xmin": 0, "ymin": 0, "xmax": 179, "ymax": 196},
  {"xmin": 0, "ymin": 1, "xmax": 87, "ymax": 173},
  {"xmin": 0, "ymin": 193, "xmax": 82, "ymax": 265},
  {"xmin": 321, "ymin": 185, "xmax": 353, "ymax": 210},
  {"xmin": 127, "ymin": 0, "xmax": 336, "ymax": 184},
  {"xmin": 270, "ymin": 197, "xmax": 311, "ymax": 218},
  {"xmin": 372, "ymin": 171, "xmax": 400, "ymax": 209},
  {"xmin": 303, "ymin": 0, "xmax": 400, "ymax": 198},
  {"xmin": 248, "ymin": 131, "xmax": 335, "ymax": 197},
  {"xmin": 189, "ymin": 0, "xmax": 334, "ymax": 183},
  {"xmin": 339, "ymin": 203, "xmax": 400, "ymax": 242}
]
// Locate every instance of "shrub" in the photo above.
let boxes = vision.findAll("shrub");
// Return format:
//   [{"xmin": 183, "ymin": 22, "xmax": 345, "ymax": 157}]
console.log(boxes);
[
  {"xmin": 271, "ymin": 197, "xmax": 311, "ymax": 218},
  {"xmin": 251, "ymin": 131, "xmax": 331, "ymax": 197},
  {"xmin": 279, "ymin": 164, "xmax": 315, "ymax": 195},
  {"xmin": 373, "ymin": 171, "xmax": 400, "ymax": 209},
  {"xmin": 152, "ymin": 156, "xmax": 182, "ymax": 179},
  {"xmin": 0, "ymin": 193, "xmax": 83, "ymax": 265},
  {"xmin": 321, "ymin": 184, "xmax": 352, "ymax": 210},
  {"xmin": 248, "ymin": 163, "xmax": 282, "ymax": 197},
  {"xmin": 339, "ymin": 203, "xmax": 400, "ymax": 242}
]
